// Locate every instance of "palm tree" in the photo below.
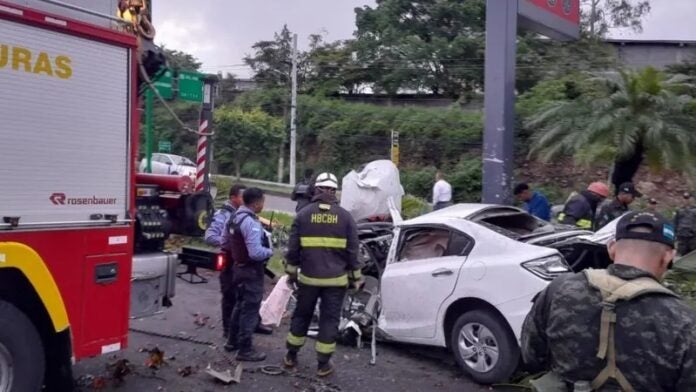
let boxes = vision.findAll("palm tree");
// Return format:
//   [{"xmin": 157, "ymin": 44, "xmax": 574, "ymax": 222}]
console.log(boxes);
[{"xmin": 527, "ymin": 67, "xmax": 696, "ymax": 190}]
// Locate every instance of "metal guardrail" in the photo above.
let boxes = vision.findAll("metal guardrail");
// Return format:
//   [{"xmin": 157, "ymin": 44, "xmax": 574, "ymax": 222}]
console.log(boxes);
[{"xmin": 211, "ymin": 175, "xmax": 295, "ymax": 193}]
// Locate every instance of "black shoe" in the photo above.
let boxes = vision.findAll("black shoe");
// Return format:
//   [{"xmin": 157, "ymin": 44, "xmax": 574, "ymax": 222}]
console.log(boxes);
[
  {"xmin": 255, "ymin": 325, "xmax": 273, "ymax": 335},
  {"xmin": 317, "ymin": 361, "xmax": 334, "ymax": 377},
  {"xmin": 223, "ymin": 343, "xmax": 238, "ymax": 352},
  {"xmin": 236, "ymin": 349, "xmax": 267, "ymax": 362},
  {"xmin": 283, "ymin": 351, "xmax": 298, "ymax": 368}
]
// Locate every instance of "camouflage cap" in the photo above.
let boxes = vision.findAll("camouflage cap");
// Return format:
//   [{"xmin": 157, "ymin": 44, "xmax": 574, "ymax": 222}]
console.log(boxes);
[{"xmin": 616, "ymin": 211, "xmax": 675, "ymax": 248}]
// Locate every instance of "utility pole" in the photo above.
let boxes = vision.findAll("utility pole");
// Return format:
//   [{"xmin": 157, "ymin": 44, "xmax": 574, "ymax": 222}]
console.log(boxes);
[{"xmin": 289, "ymin": 33, "xmax": 298, "ymax": 186}]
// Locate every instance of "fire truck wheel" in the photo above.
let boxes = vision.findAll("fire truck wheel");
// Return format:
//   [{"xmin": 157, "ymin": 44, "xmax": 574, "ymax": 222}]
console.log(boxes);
[{"xmin": 0, "ymin": 299, "xmax": 45, "ymax": 392}]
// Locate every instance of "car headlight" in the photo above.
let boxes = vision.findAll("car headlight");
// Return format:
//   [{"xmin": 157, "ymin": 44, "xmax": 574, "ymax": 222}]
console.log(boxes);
[{"xmin": 522, "ymin": 255, "xmax": 571, "ymax": 281}]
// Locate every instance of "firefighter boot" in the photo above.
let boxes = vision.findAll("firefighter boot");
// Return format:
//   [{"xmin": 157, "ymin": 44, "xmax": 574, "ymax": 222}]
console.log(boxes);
[
  {"xmin": 317, "ymin": 360, "xmax": 335, "ymax": 377},
  {"xmin": 283, "ymin": 350, "xmax": 298, "ymax": 369}
]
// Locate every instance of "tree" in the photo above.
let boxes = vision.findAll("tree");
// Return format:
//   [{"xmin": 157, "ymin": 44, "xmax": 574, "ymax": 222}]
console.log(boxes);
[
  {"xmin": 213, "ymin": 107, "xmax": 285, "ymax": 178},
  {"xmin": 352, "ymin": 0, "xmax": 487, "ymax": 98},
  {"xmin": 583, "ymin": 0, "xmax": 651, "ymax": 37},
  {"xmin": 528, "ymin": 67, "xmax": 696, "ymax": 189},
  {"xmin": 244, "ymin": 25, "xmax": 308, "ymax": 88},
  {"xmin": 162, "ymin": 47, "xmax": 202, "ymax": 71}
]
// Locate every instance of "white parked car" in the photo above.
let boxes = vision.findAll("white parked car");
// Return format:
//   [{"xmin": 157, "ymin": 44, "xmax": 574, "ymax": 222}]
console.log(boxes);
[
  {"xmin": 351, "ymin": 203, "xmax": 612, "ymax": 384},
  {"xmin": 139, "ymin": 153, "xmax": 196, "ymax": 178}
]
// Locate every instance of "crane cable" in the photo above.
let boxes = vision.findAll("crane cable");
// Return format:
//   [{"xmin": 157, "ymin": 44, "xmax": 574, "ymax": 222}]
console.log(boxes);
[{"xmin": 122, "ymin": 0, "xmax": 214, "ymax": 137}]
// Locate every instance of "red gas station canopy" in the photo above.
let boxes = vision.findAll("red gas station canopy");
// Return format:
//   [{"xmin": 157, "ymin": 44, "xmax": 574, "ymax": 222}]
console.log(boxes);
[{"xmin": 518, "ymin": 0, "xmax": 580, "ymax": 40}]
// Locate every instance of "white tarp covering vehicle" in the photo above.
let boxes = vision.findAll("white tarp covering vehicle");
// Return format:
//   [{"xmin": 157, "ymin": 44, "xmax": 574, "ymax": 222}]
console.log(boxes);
[{"xmin": 340, "ymin": 160, "xmax": 404, "ymax": 222}]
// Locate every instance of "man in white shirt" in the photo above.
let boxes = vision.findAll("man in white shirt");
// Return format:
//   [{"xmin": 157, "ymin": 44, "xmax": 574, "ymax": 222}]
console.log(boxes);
[{"xmin": 432, "ymin": 171, "xmax": 453, "ymax": 210}]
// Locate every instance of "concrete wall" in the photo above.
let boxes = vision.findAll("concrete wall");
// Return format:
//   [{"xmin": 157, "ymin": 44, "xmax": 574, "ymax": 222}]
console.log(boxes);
[{"xmin": 608, "ymin": 40, "xmax": 696, "ymax": 70}]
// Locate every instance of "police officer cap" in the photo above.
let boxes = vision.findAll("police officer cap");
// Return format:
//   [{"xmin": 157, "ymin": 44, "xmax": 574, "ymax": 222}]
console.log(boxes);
[{"xmin": 615, "ymin": 211, "xmax": 675, "ymax": 248}]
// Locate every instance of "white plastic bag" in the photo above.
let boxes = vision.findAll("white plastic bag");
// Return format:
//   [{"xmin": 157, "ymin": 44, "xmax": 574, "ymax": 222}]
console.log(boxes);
[
  {"xmin": 340, "ymin": 160, "xmax": 404, "ymax": 222},
  {"xmin": 259, "ymin": 275, "xmax": 293, "ymax": 327}
]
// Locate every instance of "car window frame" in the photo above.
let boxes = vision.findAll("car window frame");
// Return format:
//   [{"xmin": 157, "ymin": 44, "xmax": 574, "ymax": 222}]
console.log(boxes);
[{"xmin": 395, "ymin": 224, "xmax": 474, "ymax": 263}]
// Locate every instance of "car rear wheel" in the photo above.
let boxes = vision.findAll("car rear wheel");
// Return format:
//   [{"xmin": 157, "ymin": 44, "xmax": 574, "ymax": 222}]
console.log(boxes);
[
  {"xmin": 450, "ymin": 310, "xmax": 519, "ymax": 385},
  {"xmin": 0, "ymin": 299, "xmax": 45, "ymax": 392}
]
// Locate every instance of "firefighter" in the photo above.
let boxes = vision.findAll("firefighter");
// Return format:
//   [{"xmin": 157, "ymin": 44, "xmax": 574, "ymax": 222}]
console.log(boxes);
[
  {"xmin": 675, "ymin": 192, "xmax": 696, "ymax": 256},
  {"xmin": 283, "ymin": 172, "xmax": 361, "ymax": 377},
  {"xmin": 558, "ymin": 182, "xmax": 609, "ymax": 230},
  {"xmin": 224, "ymin": 187, "xmax": 274, "ymax": 361},
  {"xmin": 593, "ymin": 182, "xmax": 642, "ymax": 231},
  {"xmin": 291, "ymin": 168, "xmax": 315, "ymax": 212}
]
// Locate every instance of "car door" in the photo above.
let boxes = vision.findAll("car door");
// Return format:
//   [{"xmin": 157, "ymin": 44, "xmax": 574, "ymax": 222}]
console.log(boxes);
[{"xmin": 380, "ymin": 225, "xmax": 473, "ymax": 340}]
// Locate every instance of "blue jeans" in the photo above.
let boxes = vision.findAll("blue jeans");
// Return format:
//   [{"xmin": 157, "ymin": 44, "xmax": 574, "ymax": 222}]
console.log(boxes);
[{"xmin": 228, "ymin": 265, "xmax": 264, "ymax": 351}]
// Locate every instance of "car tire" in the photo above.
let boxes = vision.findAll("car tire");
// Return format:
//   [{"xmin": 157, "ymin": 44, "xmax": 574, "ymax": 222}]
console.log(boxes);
[
  {"xmin": 0, "ymin": 299, "xmax": 46, "ymax": 392},
  {"xmin": 450, "ymin": 309, "xmax": 519, "ymax": 385}
]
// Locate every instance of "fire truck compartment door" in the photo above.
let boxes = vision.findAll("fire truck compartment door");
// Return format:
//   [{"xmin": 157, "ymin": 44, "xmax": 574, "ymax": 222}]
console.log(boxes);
[
  {"xmin": 0, "ymin": 16, "xmax": 130, "ymax": 227},
  {"xmin": 82, "ymin": 254, "xmax": 129, "ymax": 346}
]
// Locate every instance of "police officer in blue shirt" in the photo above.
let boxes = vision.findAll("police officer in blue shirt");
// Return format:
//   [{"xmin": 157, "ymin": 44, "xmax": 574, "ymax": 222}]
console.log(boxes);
[
  {"xmin": 514, "ymin": 183, "xmax": 551, "ymax": 221},
  {"xmin": 205, "ymin": 184, "xmax": 246, "ymax": 339},
  {"xmin": 224, "ymin": 188, "xmax": 274, "ymax": 361}
]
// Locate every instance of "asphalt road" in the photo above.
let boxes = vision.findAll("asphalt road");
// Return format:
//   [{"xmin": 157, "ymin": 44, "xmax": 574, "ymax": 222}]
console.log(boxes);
[
  {"xmin": 72, "ymin": 270, "xmax": 506, "ymax": 392},
  {"xmin": 264, "ymin": 194, "xmax": 296, "ymax": 215}
]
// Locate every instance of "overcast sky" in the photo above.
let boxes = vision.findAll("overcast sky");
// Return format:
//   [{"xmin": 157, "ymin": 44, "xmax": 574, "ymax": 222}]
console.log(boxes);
[{"xmin": 153, "ymin": 0, "xmax": 695, "ymax": 77}]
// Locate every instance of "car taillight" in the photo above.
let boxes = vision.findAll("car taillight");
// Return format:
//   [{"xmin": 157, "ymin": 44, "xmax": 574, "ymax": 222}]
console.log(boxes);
[
  {"xmin": 521, "ymin": 255, "xmax": 571, "ymax": 281},
  {"xmin": 216, "ymin": 253, "xmax": 227, "ymax": 271}
]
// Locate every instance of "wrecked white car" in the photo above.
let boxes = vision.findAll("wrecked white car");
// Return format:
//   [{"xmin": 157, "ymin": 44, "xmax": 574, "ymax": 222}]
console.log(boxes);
[{"xmin": 343, "ymin": 203, "xmax": 612, "ymax": 385}]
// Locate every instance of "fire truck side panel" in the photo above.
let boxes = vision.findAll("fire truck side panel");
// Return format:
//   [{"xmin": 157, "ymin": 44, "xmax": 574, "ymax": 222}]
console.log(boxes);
[
  {"xmin": 0, "ymin": 3, "xmax": 139, "ymax": 361},
  {"xmin": 0, "ymin": 16, "xmax": 130, "ymax": 226},
  {"xmin": 1, "ymin": 227, "xmax": 133, "ymax": 358}
]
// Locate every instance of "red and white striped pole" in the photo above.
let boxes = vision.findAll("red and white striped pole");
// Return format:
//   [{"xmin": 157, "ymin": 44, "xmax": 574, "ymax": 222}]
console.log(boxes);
[
  {"xmin": 194, "ymin": 120, "xmax": 208, "ymax": 192},
  {"xmin": 194, "ymin": 77, "xmax": 217, "ymax": 193}
]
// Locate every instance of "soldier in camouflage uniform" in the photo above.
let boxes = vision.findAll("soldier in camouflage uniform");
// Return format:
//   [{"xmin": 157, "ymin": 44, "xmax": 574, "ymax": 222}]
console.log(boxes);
[
  {"xmin": 675, "ymin": 192, "xmax": 696, "ymax": 256},
  {"xmin": 521, "ymin": 211, "xmax": 696, "ymax": 392}
]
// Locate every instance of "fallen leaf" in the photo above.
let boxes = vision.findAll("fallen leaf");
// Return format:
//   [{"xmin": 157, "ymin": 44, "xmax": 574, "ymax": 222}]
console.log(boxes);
[
  {"xmin": 109, "ymin": 359, "xmax": 132, "ymax": 383},
  {"xmin": 145, "ymin": 347, "xmax": 166, "ymax": 369},
  {"xmin": 90, "ymin": 376, "xmax": 106, "ymax": 389}
]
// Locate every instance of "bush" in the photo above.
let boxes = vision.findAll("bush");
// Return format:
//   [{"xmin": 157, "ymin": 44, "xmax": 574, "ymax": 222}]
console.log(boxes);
[
  {"xmin": 400, "ymin": 157, "xmax": 482, "ymax": 203},
  {"xmin": 402, "ymin": 195, "xmax": 431, "ymax": 220}
]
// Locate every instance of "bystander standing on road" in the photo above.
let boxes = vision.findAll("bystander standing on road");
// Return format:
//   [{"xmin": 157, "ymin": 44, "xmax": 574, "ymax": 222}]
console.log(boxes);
[
  {"xmin": 593, "ymin": 182, "xmax": 642, "ymax": 231},
  {"xmin": 521, "ymin": 211, "xmax": 696, "ymax": 391},
  {"xmin": 432, "ymin": 170, "xmax": 453, "ymax": 211},
  {"xmin": 283, "ymin": 172, "xmax": 361, "ymax": 377},
  {"xmin": 675, "ymin": 192, "xmax": 696, "ymax": 256},
  {"xmin": 514, "ymin": 183, "xmax": 551, "ymax": 221},
  {"xmin": 224, "ymin": 188, "xmax": 274, "ymax": 361}
]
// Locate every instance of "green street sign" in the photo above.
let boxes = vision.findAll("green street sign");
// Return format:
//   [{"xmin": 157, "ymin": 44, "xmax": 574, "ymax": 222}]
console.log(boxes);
[
  {"xmin": 158, "ymin": 140, "xmax": 172, "ymax": 153},
  {"xmin": 178, "ymin": 71, "xmax": 204, "ymax": 102},
  {"xmin": 153, "ymin": 69, "xmax": 173, "ymax": 99}
]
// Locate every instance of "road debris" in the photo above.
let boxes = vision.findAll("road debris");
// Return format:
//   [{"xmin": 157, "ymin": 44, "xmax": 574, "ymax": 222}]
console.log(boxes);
[
  {"xmin": 144, "ymin": 347, "xmax": 166, "ymax": 369},
  {"xmin": 177, "ymin": 365, "xmax": 195, "ymax": 377},
  {"xmin": 193, "ymin": 312, "xmax": 210, "ymax": 327},
  {"xmin": 108, "ymin": 359, "xmax": 132, "ymax": 384},
  {"xmin": 205, "ymin": 364, "xmax": 243, "ymax": 384}
]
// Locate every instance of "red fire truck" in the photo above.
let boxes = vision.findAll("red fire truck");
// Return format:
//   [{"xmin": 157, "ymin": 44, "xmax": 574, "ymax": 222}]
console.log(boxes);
[{"xmin": 0, "ymin": 1, "xmax": 190, "ymax": 390}]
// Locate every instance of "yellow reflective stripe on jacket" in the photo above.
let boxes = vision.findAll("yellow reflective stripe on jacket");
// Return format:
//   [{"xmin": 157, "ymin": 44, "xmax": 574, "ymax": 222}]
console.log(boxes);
[
  {"xmin": 299, "ymin": 272, "xmax": 348, "ymax": 287},
  {"xmin": 349, "ymin": 268, "xmax": 362, "ymax": 280},
  {"xmin": 558, "ymin": 213, "xmax": 592, "ymax": 229},
  {"xmin": 576, "ymin": 219, "xmax": 592, "ymax": 229},
  {"xmin": 287, "ymin": 332, "xmax": 306, "ymax": 347},
  {"xmin": 300, "ymin": 237, "xmax": 347, "ymax": 249},
  {"xmin": 315, "ymin": 341, "xmax": 336, "ymax": 354},
  {"xmin": 285, "ymin": 264, "xmax": 298, "ymax": 274}
]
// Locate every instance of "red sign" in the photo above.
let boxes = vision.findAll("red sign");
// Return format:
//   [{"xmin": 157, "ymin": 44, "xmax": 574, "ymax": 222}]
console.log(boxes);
[{"xmin": 524, "ymin": 0, "xmax": 580, "ymax": 25}]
